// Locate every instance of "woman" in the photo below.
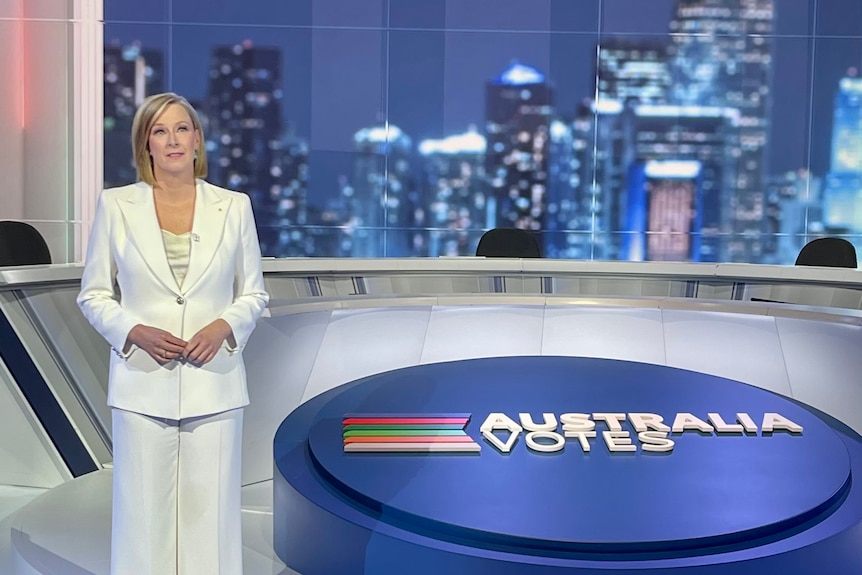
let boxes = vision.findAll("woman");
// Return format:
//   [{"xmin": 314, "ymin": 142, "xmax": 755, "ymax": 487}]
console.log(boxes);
[{"xmin": 78, "ymin": 92, "xmax": 269, "ymax": 574}]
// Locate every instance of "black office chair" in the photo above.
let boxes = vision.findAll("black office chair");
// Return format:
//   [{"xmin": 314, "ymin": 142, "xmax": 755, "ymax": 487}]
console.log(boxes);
[
  {"xmin": 794, "ymin": 237, "xmax": 857, "ymax": 268},
  {"xmin": 0, "ymin": 221, "xmax": 52, "ymax": 266},
  {"xmin": 475, "ymin": 228, "xmax": 542, "ymax": 258}
]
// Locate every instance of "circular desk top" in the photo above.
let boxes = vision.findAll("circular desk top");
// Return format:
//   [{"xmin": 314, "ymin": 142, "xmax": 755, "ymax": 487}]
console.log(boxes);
[
  {"xmin": 302, "ymin": 357, "xmax": 850, "ymax": 554},
  {"xmin": 273, "ymin": 357, "xmax": 862, "ymax": 574}
]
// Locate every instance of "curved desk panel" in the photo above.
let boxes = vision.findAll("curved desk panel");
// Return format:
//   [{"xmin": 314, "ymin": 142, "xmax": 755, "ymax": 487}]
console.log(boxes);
[
  {"xmin": 0, "ymin": 259, "xmax": 860, "ymax": 574},
  {"xmin": 2, "ymin": 259, "xmax": 862, "ymax": 485}
]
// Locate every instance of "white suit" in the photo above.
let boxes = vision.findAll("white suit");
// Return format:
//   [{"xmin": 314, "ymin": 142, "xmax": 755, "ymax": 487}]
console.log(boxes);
[
  {"xmin": 78, "ymin": 179, "xmax": 269, "ymax": 575},
  {"xmin": 78, "ymin": 179, "xmax": 269, "ymax": 420}
]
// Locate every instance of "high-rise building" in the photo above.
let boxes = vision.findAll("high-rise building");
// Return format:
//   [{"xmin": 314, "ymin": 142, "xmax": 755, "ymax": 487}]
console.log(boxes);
[
  {"xmin": 103, "ymin": 43, "xmax": 164, "ymax": 187},
  {"xmin": 830, "ymin": 75, "xmax": 862, "ymax": 173},
  {"xmin": 591, "ymin": 99, "xmax": 644, "ymax": 261},
  {"xmin": 417, "ymin": 129, "xmax": 488, "ymax": 257},
  {"xmin": 591, "ymin": 39, "xmax": 676, "ymax": 260},
  {"xmin": 586, "ymin": 100, "xmax": 738, "ymax": 261},
  {"xmin": 765, "ymin": 170, "xmax": 822, "ymax": 264},
  {"xmin": 627, "ymin": 104, "xmax": 739, "ymax": 261},
  {"xmin": 263, "ymin": 135, "xmax": 311, "ymax": 257},
  {"xmin": 669, "ymin": 0, "xmax": 774, "ymax": 262},
  {"xmin": 597, "ymin": 39, "xmax": 672, "ymax": 106},
  {"xmin": 545, "ymin": 117, "xmax": 597, "ymax": 259},
  {"xmin": 351, "ymin": 125, "xmax": 415, "ymax": 257},
  {"xmin": 823, "ymin": 73, "xmax": 862, "ymax": 237},
  {"xmin": 823, "ymin": 173, "xmax": 862, "ymax": 234},
  {"xmin": 485, "ymin": 62, "xmax": 553, "ymax": 239},
  {"xmin": 312, "ymin": 177, "xmax": 354, "ymax": 258},
  {"xmin": 205, "ymin": 42, "xmax": 295, "ymax": 256}
]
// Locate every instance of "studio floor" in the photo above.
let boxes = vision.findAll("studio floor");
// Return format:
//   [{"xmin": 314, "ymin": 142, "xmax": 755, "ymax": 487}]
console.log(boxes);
[{"xmin": 0, "ymin": 473, "xmax": 300, "ymax": 575}]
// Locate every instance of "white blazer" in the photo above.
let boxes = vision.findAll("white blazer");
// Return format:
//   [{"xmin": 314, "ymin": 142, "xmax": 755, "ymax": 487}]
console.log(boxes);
[{"xmin": 78, "ymin": 179, "xmax": 270, "ymax": 420}]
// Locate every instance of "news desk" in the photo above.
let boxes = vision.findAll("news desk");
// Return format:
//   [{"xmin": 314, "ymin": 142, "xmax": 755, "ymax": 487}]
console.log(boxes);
[{"xmin": 1, "ymin": 259, "xmax": 861, "ymax": 574}]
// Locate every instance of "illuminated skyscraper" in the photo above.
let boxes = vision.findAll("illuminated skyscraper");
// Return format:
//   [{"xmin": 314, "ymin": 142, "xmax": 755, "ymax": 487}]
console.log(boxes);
[
  {"xmin": 351, "ymin": 125, "xmax": 415, "ymax": 257},
  {"xmin": 588, "ymin": 100, "xmax": 737, "ymax": 261},
  {"xmin": 765, "ymin": 170, "xmax": 822, "ymax": 264},
  {"xmin": 561, "ymin": 100, "xmax": 631, "ymax": 260},
  {"xmin": 829, "ymin": 75, "xmax": 862, "ymax": 173},
  {"xmin": 263, "ymin": 134, "xmax": 311, "ymax": 257},
  {"xmin": 669, "ymin": 0, "xmax": 774, "ymax": 262},
  {"xmin": 597, "ymin": 39, "xmax": 672, "ymax": 106},
  {"xmin": 206, "ymin": 42, "xmax": 282, "ymax": 191},
  {"xmin": 545, "ymin": 117, "xmax": 599, "ymax": 259},
  {"xmin": 823, "ymin": 73, "xmax": 862, "ymax": 235},
  {"xmin": 205, "ymin": 42, "xmax": 295, "ymax": 255},
  {"xmin": 418, "ymin": 129, "xmax": 488, "ymax": 256},
  {"xmin": 103, "ymin": 43, "xmax": 164, "ymax": 187},
  {"xmin": 485, "ymin": 63, "xmax": 553, "ymax": 238},
  {"xmin": 627, "ymin": 105, "xmax": 738, "ymax": 261}
]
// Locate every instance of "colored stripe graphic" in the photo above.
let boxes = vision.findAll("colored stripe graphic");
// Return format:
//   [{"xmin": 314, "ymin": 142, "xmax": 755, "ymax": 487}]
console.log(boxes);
[
  {"xmin": 342, "ymin": 414, "xmax": 480, "ymax": 453},
  {"xmin": 343, "ymin": 417, "xmax": 469, "ymax": 426}
]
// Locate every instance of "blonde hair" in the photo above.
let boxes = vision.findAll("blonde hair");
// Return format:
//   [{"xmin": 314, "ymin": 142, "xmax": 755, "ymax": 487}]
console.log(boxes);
[{"xmin": 131, "ymin": 92, "xmax": 208, "ymax": 185}]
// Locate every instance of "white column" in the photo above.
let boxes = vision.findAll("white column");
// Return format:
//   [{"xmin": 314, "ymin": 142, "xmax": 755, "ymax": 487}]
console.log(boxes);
[{"xmin": 72, "ymin": 0, "xmax": 104, "ymax": 262}]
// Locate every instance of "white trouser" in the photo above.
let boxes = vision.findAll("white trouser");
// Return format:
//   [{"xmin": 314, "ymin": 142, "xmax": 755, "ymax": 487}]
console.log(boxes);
[{"xmin": 110, "ymin": 407, "xmax": 244, "ymax": 575}]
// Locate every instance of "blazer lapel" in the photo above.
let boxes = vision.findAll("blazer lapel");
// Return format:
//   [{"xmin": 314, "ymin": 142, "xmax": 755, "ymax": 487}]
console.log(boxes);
[
  {"xmin": 116, "ymin": 182, "xmax": 181, "ymax": 294},
  {"xmin": 182, "ymin": 180, "xmax": 231, "ymax": 294}
]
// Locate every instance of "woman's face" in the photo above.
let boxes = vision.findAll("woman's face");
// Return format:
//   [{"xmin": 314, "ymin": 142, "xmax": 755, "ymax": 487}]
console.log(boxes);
[{"xmin": 147, "ymin": 103, "xmax": 200, "ymax": 181}]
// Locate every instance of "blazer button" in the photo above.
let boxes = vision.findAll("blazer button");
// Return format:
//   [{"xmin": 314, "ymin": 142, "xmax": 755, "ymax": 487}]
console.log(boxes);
[{"xmin": 176, "ymin": 296, "xmax": 185, "ymax": 305}]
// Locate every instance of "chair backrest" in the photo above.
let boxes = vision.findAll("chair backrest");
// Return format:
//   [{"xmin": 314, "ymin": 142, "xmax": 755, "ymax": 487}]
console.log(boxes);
[
  {"xmin": 475, "ymin": 228, "xmax": 541, "ymax": 258},
  {"xmin": 0, "ymin": 221, "xmax": 52, "ymax": 266},
  {"xmin": 794, "ymin": 237, "xmax": 857, "ymax": 268}
]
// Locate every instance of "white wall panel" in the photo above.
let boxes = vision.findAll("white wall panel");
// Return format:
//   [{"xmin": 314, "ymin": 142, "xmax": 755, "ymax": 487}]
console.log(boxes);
[
  {"xmin": 0, "ymin": 14, "xmax": 24, "ymax": 219},
  {"xmin": 21, "ymin": 17, "xmax": 71, "ymax": 260},
  {"xmin": 0, "ymin": 0, "xmax": 19, "ymax": 17}
]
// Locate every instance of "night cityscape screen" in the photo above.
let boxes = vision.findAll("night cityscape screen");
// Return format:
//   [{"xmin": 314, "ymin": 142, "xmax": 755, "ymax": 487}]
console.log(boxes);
[{"xmin": 103, "ymin": 0, "xmax": 862, "ymax": 264}]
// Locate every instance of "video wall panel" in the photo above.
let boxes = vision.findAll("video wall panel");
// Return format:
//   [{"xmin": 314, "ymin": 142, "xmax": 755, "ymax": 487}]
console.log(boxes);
[{"xmin": 103, "ymin": 0, "xmax": 862, "ymax": 264}]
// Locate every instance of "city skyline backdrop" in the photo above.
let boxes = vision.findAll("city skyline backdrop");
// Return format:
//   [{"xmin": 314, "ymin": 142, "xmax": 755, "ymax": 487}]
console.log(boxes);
[
  {"xmin": 105, "ymin": 0, "xmax": 862, "ymax": 176},
  {"xmin": 103, "ymin": 0, "xmax": 862, "ymax": 262}
]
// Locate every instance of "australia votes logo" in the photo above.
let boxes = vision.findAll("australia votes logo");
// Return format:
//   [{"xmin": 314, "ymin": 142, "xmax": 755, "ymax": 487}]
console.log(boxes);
[{"xmin": 342, "ymin": 411, "xmax": 804, "ymax": 454}]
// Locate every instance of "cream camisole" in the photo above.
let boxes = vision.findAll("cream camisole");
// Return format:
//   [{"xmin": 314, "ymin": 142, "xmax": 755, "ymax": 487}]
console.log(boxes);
[{"xmin": 161, "ymin": 229, "xmax": 191, "ymax": 288}]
